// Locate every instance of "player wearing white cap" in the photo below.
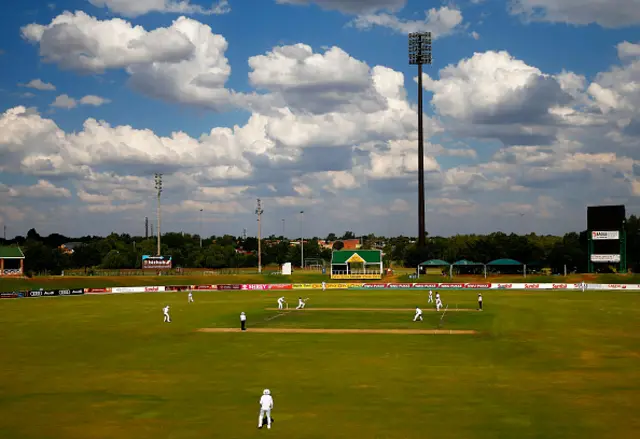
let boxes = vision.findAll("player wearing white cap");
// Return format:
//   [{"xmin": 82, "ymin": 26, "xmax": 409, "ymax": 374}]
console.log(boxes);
[{"xmin": 258, "ymin": 389, "xmax": 274, "ymax": 429}]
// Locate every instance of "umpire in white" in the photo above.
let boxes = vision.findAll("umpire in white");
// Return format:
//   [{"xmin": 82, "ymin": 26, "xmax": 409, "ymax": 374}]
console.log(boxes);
[
  {"xmin": 478, "ymin": 293, "xmax": 483, "ymax": 311},
  {"xmin": 240, "ymin": 312, "xmax": 247, "ymax": 330}
]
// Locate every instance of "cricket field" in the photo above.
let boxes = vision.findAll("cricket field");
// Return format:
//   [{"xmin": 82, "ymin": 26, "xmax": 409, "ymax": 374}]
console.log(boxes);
[{"xmin": 1, "ymin": 287, "xmax": 639, "ymax": 439}]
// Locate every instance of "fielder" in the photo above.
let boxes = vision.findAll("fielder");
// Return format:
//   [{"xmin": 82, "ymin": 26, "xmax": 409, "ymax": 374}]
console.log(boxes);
[
  {"xmin": 277, "ymin": 296, "xmax": 286, "ymax": 310},
  {"xmin": 428, "ymin": 290, "xmax": 433, "ymax": 303},
  {"xmin": 478, "ymin": 293, "xmax": 483, "ymax": 311},
  {"xmin": 413, "ymin": 307, "xmax": 423, "ymax": 321},
  {"xmin": 322, "ymin": 281, "xmax": 326, "ymax": 291},
  {"xmin": 240, "ymin": 312, "xmax": 247, "ymax": 331},
  {"xmin": 163, "ymin": 305, "xmax": 171, "ymax": 323},
  {"xmin": 188, "ymin": 292, "xmax": 194, "ymax": 303},
  {"xmin": 436, "ymin": 295, "xmax": 443, "ymax": 311},
  {"xmin": 258, "ymin": 389, "xmax": 274, "ymax": 429},
  {"xmin": 296, "ymin": 297, "xmax": 306, "ymax": 309}
]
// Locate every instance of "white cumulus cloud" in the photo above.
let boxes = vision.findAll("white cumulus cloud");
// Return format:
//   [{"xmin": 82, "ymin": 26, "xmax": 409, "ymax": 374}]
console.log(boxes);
[{"xmin": 88, "ymin": 0, "xmax": 231, "ymax": 18}]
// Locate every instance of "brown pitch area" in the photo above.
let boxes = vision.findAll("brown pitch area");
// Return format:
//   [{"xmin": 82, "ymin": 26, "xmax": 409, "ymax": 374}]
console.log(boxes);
[
  {"xmin": 264, "ymin": 308, "xmax": 479, "ymax": 312},
  {"xmin": 197, "ymin": 328, "xmax": 478, "ymax": 334}
]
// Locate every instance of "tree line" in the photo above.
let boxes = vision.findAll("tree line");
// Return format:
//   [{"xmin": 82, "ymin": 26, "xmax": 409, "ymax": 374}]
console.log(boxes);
[{"xmin": 2, "ymin": 216, "xmax": 640, "ymax": 275}]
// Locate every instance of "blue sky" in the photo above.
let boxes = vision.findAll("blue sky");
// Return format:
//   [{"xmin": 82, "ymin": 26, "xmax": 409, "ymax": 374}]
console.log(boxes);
[{"xmin": 1, "ymin": 0, "xmax": 639, "ymax": 239}]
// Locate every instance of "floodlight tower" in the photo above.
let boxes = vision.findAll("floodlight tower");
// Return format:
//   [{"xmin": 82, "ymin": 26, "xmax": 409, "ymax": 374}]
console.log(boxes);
[
  {"xmin": 256, "ymin": 199, "xmax": 264, "ymax": 273},
  {"xmin": 199, "ymin": 209, "xmax": 203, "ymax": 248},
  {"xmin": 408, "ymin": 32, "xmax": 432, "ymax": 247},
  {"xmin": 300, "ymin": 210, "xmax": 304, "ymax": 269},
  {"xmin": 154, "ymin": 173, "xmax": 163, "ymax": 256}
]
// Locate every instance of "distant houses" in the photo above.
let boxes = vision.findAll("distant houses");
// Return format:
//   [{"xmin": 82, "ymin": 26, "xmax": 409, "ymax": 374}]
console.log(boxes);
[{"xmin": 58, "ymin": 242, "xmax": 84, "ymax": 254}]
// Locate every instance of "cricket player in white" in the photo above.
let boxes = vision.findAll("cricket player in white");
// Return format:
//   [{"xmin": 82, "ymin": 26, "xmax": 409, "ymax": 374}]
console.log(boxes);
[
  {"xmin": 478, "ymin": 293, "xmax": 483, "ymax": 310},
  {"xmin": 436, "ymin": 295, "xmax": 442, "ymax": 311},
  {"xmin": 296, "ymin": 297, "xmax": 306, "ymax": 309},
  {"xmin": 277, "ymin": 296, "xmax": 286, "ymax": 309},
  {"xmin": 188, "ymin": 292, "xmax": 194, "ymax": 303},
  {"xmin": 322, "ymin": 281, "xmax": 326, "ymax": 291},
  {"xmin": 240, "ymin": 312, "xmax": 247, "ymax": 331},
  {"xmin": 258, "ymin": 389, "xmax": 274, "ymax": 429},
  {"xmin": 413, "ymin": 307, "xmax": 423, "ymax": 321},
  {"xmin": 428, "ymin": 290, "xmax": 433, "ymax": 303},
  {"xmin": 163, "ymin": 305, "xmax": 171, "ymax": 323}
]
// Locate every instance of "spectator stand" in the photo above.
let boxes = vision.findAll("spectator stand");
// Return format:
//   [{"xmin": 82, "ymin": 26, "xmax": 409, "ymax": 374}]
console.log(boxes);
[
  {"xmin": 0, "ymin": 246, "xmax": 25, "ymax": 277},
  {"xmin": 486, "ymin": 258, "xmax": 526, "ymax": 277},
  {"xmin": 331, "ymin": 250, "xmax": 383, "ymax": 280},
  {"xmin": 450, "ymin": 259, "xmax": 484, "ymax": 278},
  {"xmin": 417, "ymin": 259, "xmax": 450, "ymax": 278}
]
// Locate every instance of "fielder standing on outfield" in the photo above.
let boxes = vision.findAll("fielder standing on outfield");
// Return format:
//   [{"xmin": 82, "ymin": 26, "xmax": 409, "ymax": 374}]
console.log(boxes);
[
  {"xmin": 240, "ymin": 312, "xmax": 247, "ymax": 331},
  {"xmin": 413, "ymin": 307, "xmax": 423, "ymax": 321},
  {"xmin": 436, "ymin": 294, "xmax": 443, "ymax": 311},
  {"xmin": 277, "ymin": 296, "xmax": 286, "ymax": 309},
  {"xmin": 428, "ymin": 290, "xmax": 433, "ymax": 303},
  {"xmin": 163, "ymin": 305, "xmax": 171, "ymax": 323},
  {"xmin": 478, "ymin": 293, "xmax": 483, "ymax": 311},
  {"xmin": 322, "ymin": 281, "xmax": 326, "ymax": 291},
  {"xmin": 188, "ymin": 292, "xmax": 194, "ymax": 303},
  {"xmin": 258, "ymin": 389, "xmax": 274, "ymax": 429}
]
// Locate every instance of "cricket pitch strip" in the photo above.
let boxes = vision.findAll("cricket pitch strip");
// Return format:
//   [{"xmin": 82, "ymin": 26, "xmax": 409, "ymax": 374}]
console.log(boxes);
[
  {"xmin": 197, "ymin": 328, "xmax": 478, "ymax": 335},
  {"xmin": 264, "ymin": 308, "xmax": 480, "ymax": 312}
]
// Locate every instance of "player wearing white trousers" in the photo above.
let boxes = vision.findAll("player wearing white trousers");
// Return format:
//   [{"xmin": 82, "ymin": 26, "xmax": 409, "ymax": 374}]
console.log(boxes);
[
  {"xmin": 296, "ymin": 297, "xmax": 306, "ymax": 309},
  {"xmin": 436, "ymin": 299, "xmax": 442, "ymax": 311},
  {"xmin": 277, "ymin": 297, "xmax": 286, "ymax": 309},
  {"xmin": 428, "ymin": 290, "xmax": 433, "ymax": 303},
  {"xmin": 258, "ymin": 389, "xmax": 274, "ymax": 429},
  {"xmin": 188, "ymin": 292, "xmax": 194, "ymax": 303},
  {"xmin": 322, "ymin": 281, "xmax": 326, "ymax": 291},
  {"xmin": 413, "ymin": 307, "xmax": 423, "ymax": 321},
  {"xmin": 163, "ymin": 305, "xmax": 171, "ymax": 322}
]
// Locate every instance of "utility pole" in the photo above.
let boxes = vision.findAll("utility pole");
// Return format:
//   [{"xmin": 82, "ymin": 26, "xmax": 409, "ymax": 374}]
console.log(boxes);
[
  {"xmin": 154, "ymin": 173, "xmax": 163, "ymax": 256},
  {"xmin": 300, "ymin": 210, "xmax": 304, "ymax": 269},
  {"xmin": 282, "ymin": 218, "xmax": 285, "ymax": 237},
  {"xmin": 199, "ymin": 209, "xmax": 203, "ymax": 248},
  {"xmin": 144, "ymin": 217, "xmax": 149, "ymax": 238},
  {"xmin": 2, "ymin": 225, "xmax": 6, "ymax": 240},
  {"xmin": 256, "ymin": 199, "xmax": 264, "ymax": 273}
]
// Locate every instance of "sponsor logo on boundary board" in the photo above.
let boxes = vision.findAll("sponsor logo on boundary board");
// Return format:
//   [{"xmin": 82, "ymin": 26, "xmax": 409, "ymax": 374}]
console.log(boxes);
[{"xmin": 9, "ymin": 283, "xmax": 640, "ymax": 299}]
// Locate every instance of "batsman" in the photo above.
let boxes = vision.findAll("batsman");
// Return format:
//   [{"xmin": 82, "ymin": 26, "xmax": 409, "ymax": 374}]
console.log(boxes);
[{"xmin": 296, "ymin": 297, "xmax": 309, "ymax": 309}]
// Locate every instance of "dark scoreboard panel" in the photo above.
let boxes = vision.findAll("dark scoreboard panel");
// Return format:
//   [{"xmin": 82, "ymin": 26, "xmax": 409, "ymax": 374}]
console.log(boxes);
[
  {"xmin": 588, "ymin": 205, "xmax": 625, "ymax": 257},
  {"xmin": 587, "ymin": 205, "xmax": 625, "ymax": 231}
]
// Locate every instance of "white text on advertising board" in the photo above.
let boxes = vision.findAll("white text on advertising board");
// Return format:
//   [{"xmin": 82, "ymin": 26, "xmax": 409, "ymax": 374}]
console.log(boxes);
[
  {"xmin": 590, "ymin": 254, "xmax": 621, "ymax": 263},
  {"xmin": 591, "ymin": 231, "xmax": 619, "ymax": 240}
]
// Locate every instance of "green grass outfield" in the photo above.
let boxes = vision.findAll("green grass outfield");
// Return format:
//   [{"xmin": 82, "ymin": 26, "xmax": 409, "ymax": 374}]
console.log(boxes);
[{"xmin": 1, "ymin": 289, "xmax": 639, "ymax": 439}]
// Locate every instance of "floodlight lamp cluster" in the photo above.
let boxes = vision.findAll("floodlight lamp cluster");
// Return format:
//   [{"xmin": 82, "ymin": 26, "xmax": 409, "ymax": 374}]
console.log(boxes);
[
  {"xmin": 255, "ymin": 198, "xmax": 264, "ymax": 216},
  {"xmin": 154, "ymin": 173, "xmax": 163, "ymax": 195},
  {"xmin": 408, "ymin": 32, "xmax": 432, "ymax": 65}
]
